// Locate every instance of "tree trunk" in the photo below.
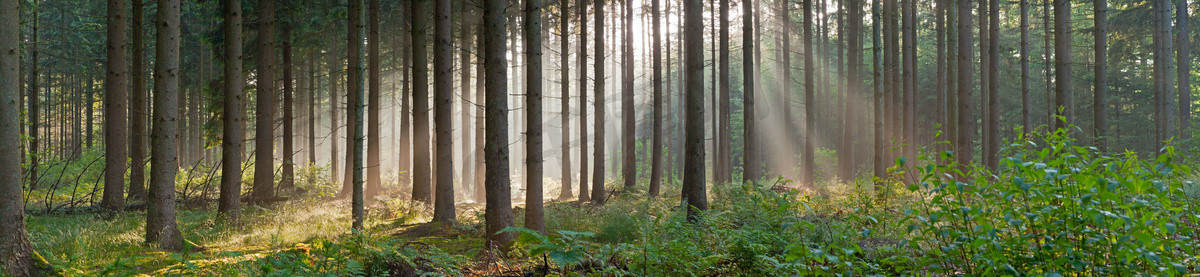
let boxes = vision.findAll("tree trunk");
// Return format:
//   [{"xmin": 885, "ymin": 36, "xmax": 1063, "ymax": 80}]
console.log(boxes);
[
  {"xmin": 592, "ymin": 0, "xmax": 606, "ymax": 205},
  {"xmin": 1094, "ymin": 0, "xmax": 1107, "ymax": 149},
  {"xmin": 986, "ymin": 0, "xmax": 999, "ymax": 169},
  {"xmin": 956, "ymin": 0, "xmax": 974, "ymax": 169},
  {"xmin": 130, "ymin": 0, "xmax": 147, "ymax": 201},
  {"xmin": 411, "ymin": 0, "xmax": 432, "ymax": 203},
  {"xmin": 400, "ymin": 1, "xmax": 411, "ymax": 183},
  {"xmin": 872, "ymin": 0, "xmax": 885, "ymax": 186},
  {"xmin": 147, "ymin": 0, "xmax": 184, "ymax": 251},
  {"xmin": 1154, "ymin": 0, "xmax": 1173, "ymax": 148},
  {"xmin": 2, "ymin": 0, "xmax": 49, "ymax": 272},
  {"xmin": 715, "ymin": 0, "xmax": 730, "ymax": 185},
  {"xmin": 1021, "ymin": 0, "xmax": 1031, "ymax": 131},
  {"xmin": 330, "ymin": 44, "xmax": 341, "ymax": 185},
  {"xmin": 483, "ymin": 0, "xmax": 514, "ymax": 250},
  {"xmin": 979, "ymin": 0, "xmax": 991, "ymax": 167},
  {"xmin": 621, "ymin": 0, "xmax": 636, "ymax": 191},
  {"xmin": 843, "ymin": 0, "xmax": 861, "ymax": 180},
  {"xmin": 650, "ymin": 0, "xmax": 665, "ymax": 194},
  {"xmin": 524, "ymin": 0, "xmax": 545, "ymax": 231},
  {"xmin": 741, "ymin": 0, "xmax": 756, "ymax": 183},
  {"xmin": 102, "ymin": 0, "xmax": 128, "ymax": 211},
  {"xmin": 219, "ymin": 0, "xmax": 245, "ymax": 220},
  {"xmin": 903, "ymin": 0, "xmax": 916, "ymax": 162},
  {"xmin": 432, "ymin": 0, "xmax": 456, "ymax": 223},
  {"xmin": 474, "ymin": 17, "xmax": 487, "ymax": 203},
  {"xmin": 1176, "ymin": 0, "xmax": 1189, "ymax": 139},
  {"xmin": 937, "ymin": 0, "xmax": 948, "ymax": 156},
  {"xmin": 461, "ymin": 7, "xmax": 474, "ymax": 204},
  {"xmin": 682, "ymin": 0, "xmax": 707, "ymax": 221},
  {"xmin": 577, "ymin": 0, "xmax": 590, "ymax": 202},
  {"xmin": 560, "ymin": 0, "xmax": 575, "ymax": 200},
  {"xmin": 282, "ymin": 22, "xmax": 296, "ymax": 192},
  {"xmin": 349, "ymin": 0, "xmax": 366, "ymax": 231},
  {"xmin": 252, "ymin": 0, "xmax": 277, "ymax": 200},
  {"xmin": 802, "ymin": 0, "xmax": 815, "ymax": 184},
  {"xmin": 27, "ymin": 2, "xmax": 38, "ymax": 190},
  {"xmin": 366, "ymin": 0, "xmax": 381, "ymax": 199}
]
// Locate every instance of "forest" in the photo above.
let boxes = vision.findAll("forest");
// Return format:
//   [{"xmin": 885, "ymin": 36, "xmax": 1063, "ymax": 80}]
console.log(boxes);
[{"xmin": 1, "ymin": 0, "xmax": 1199, "ymax": 275}]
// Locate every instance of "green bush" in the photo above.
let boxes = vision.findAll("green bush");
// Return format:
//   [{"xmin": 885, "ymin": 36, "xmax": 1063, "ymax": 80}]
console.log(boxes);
[{"xmin": 906, "ymin": 128, "xmax": 1200, "ymax": 275}]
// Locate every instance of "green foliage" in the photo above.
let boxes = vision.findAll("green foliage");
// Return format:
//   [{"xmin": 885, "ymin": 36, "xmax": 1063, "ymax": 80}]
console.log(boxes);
[
  {"xmin": 906, "ymin": 128, "xmax": 1200, "ymax": 275},
  {"xmin": 503, "ymin": 227, "xmax": 597, "ymax": 268}
]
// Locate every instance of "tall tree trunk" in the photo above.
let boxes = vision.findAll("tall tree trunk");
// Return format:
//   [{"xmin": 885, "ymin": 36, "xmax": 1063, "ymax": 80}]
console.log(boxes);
[
  {"xmin": 461, "ymin": 7, "xmax": 474, "ymax": 204},
  {"xmin": 26, "ymin": 1, "xmax": 38, "ymax": 190},
  {"xmin": 432, "ymin": 0, "xmax": 456, "ymax": 223},
  {"xmin": 308, "ymin": 51, "xmax": 316, "ymax": 166},
  {"xmin": 803, "ymin": 0, "xmax": 815, "ymax": 184},
  {"xmin": 130, "ymin": 0, "xmax": 147, "ymax": 201},
  {"xmin": 986, "ymin": 0, "xmax": 999, "ymax": 169},
  {"xmin": 330, "ymin": 45, "xmax": 341, "ymax": 185},
  {"xmin": 281, "ymin": 22, "xmax": 296, "ymax": 192},
  {"xmin": 741, "ymin": 0, "xmax": 756, "ymax": 183},
  {"xmin": 592, "ymin": 0, "xmax": 606, "ymax": 204},
  {"xmin": 474, "ymin": 16, "xmax": 487, "ymax": 203},
  {"xmin": 252, "ymin": 0, "xmax": 277, "ymax": 200},
  {"xmin": 1094, "ymin": 0, "xmax": 1107, "ymax": 149},
  {"xmin": 1053, "ymin": 0, "xmax": 1071, "ymax": 131},
  {"xmin": 349, "ymin": 0, "xmax": 366, "ymax": 230},
  {"xmin": 102, "ymin": 0, "xmax": 128, "ymax": 211},
  {"xmin": 1022, "ymin": 0, "xmax": 1031, "ymax": 130},
  {"xmin": 2, "ymin": 0, "xmax": 49, "ymax": 272},
  {"xmin": 843, "ymin": 0, "xmax": 861, "ymax": 180},
  {"xmin": 366, "ymin": 0, "xmax": 381, "ymax": 199},
  {"xmin": 621, "ymin": 0, "xmax": 636, "ymax": 191},
  {"xmin": 1176, "ymin": 0, "xmax": 1189, "ymax": 139},
  {"xmin": 524, "ymin": 0, "xmax": 545, "ymax": 231},
  {"xmin": 937, "ymin": 0, "xmax": 948, "ymax": 156},
  {"xmin": 682, "ymin": 0, "xmax": 707, "ymax": 221},
  {"xmin": 956, "ymin": 0, "xmax": 974, "ymax": 169},
  {"xmin": 1154, "ymin": 0, "xmax": 1173, "ymax": 148},
  {"xmin": 578, "ymin": 0, "xmax": 590, "ymax": 201},
  {"xmin": 650, "ymin": 0, "xmax": 665, "ymax": 194},
  {"xmin": 219, "ymin": 0, "xmax": 245, "ymax": 220},
  {"xmin": 1044, "ymin": 0, "xmax": 1052, "ymax": 126},
  {"xmin": 715, "ymin": 0, "xmax": 730, "ymax": 185},
  {"xmin": 903, "ymin": 0, "xmax": 916, "ymax": 161},
  {"xmin": 560, "ymin": 0, "xmax": 575, "ymax": 200},
  {"xmin": 400, "ymin": 1, "xmax": 411, "ymax": 183},
  {"xmin": 872, "ymin": 0, "xmax": 884, "ymax": 185},
  {"xmin": 411, "ymin": 0, "xmax": 432, "ymax": 203},
  {"xmin": 979, "ymin": 0, "xmax": 991, "ymax": 167},
  {"xmin": 483, "ymin": 0, "xmax": 514, "ymax": 250},
  {"xmin": 147, "ymin": 0, "xmax": 184, "ymax": 251}
]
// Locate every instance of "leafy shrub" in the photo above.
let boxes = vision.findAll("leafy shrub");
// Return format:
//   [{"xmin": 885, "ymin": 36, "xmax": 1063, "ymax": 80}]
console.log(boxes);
[{"xmin": 906, "ymin": 128, "xmax": 1200, "ymax": 275}]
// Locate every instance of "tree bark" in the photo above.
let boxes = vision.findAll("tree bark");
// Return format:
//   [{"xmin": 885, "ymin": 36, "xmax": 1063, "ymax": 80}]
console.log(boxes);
[
  {"xmin": 411, "ymin": 0, "xmax": 432, "ymax": 203},
  {"xmin": 366, "ymin": 0, "xmax": 381, "ymax": 199},
  {"xmin": 103, "ymin": 0, "xmax": 128, "ymax": 211},
  {"xmin": 1053, "ymin": 0, "xmax": 1071, "ymax": 130},
  {"xmin": 1022, "ymin": 0, "xmax": 1031, "ymax": 130},
  {"xmin": 986, "ymin": 0, "xmax": 999, "ymax": 169},
  {"xmin": 741, "ymin": 0, "xmax": 756, "ymax": 183},
  {"xmin": 843, "ymin": 0, "xmax": 861, "ymax": 180},
  {"xmin": 252, "ymin": 0, "xmax": 277, "ymax": 200},
  {"xmin": 591, "ymin": 0, "xmax": 606, "ymax": 204},
  {"xmin": 560, "ymin": 0, "xmax": 575, "ymax": 200},
  {"xmin": 147, "ymin": 0, "xmax": 184, "ymax": 251},
  {"xmin": 432, "ymin": 0, "xmax": 456, "ymax": 223},
  {"xmin": 1094, "ymin": 0, "xmax": 1107, "ymax": 149},
  {"xmin": 282, "ymin": 21, "xmax": 296, "ymax": 192},
  {"xmin": 219, "ymin": 0, "xmax": 245, "ymax": 220},
  {"xmin": 1154, "ymin": 0, "xmax": 1174, "ymax": 148},
  {"xmin": 1176, "ymin": 0, "xmax": 1189, "ymax": 139},
  {"xmin": 130, "ymin": 0, "xmax": 147, "ymax": 201},
  {"xmin": 2, "ymin": 0, "xmax": 49, "ymax": 272},
  {"xmin": 956, "ymin": 0, "xmax": 974, "ymax": 169},
  {"xmin": 621, "ymin": 0, "xmax": 636, "ymax": 191},
  {"xmin": 802, "ymin": 0, "xmax": 815, "ymax": 184},
  {"xmin": 349, "ymin": 0, "xmax": 366, "ymax": 231},
  {"xmin": 715, "ymin": 0, "xmax": 730, "ymax": 185},
  {"xmin": 524, "ymin": 0, "xmax": 545, "ymax": 232},
  {"xmin": 682, "ymin": 0, "xmax": 706, "ymax": 222},
  {"xmin": 483, "ymin": 0, "xmax": 514, "ymax": 250},
  {"xmin": 474, "ymin": 16, "xmax": 487, "ymax": 203},
  {"xmin": 650, "ymin": 0, "xmax": 665, "ymax": 193},
  {"xmin": 577, "ymin": 0, "xmax": 590, "ymax": 202}
]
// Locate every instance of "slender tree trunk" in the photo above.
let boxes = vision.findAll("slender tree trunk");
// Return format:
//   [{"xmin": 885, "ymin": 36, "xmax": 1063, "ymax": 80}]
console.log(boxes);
[
  {"xmin": 27, "ymin": 2, "xmax": 38, "ymax": 190},
  {"xmin": 400, "ymin": 2, "xmax": 411, "ymax": 183},
  {"xmin": 130, "ymin": 0, "xmax": 147, "ymax": 201},
  {"xmin": 621, "ymin": 0, "xmax": 636, "ymax": 191},
  {"xmin": 560, "ymin": 0, "xmax": 575, "ymax": 200},
  {"xmin": 461, "ymin": 8, "xmax": 474, "ymax": 203},
  {"xmin": 956, "ymin": 0, "xmax": 974, "ymax": 168},
  {"xmin": 1022, "ymin": 0, "xmax": 1031, "ymax": 130},
  {"xmin": 1053, "ymin": 0, "xmax": 1071, "ymax": 131},
  {"xmin": 1043, "ymin": 0, "xmax": 1053, "ymax": 126},
  {"xmin": 592, "ymin": 0, "xmax": 606, "ymax": 204},
  {"xmin": 432, "ymin": 0, "xmax": 456, "ymax": 223},
  {"xmin": 843, "ymin": 0, "xmax": 861, "ymax": 180},
  {"xmin": 986, "ymin": 0, "xmax": 999, "ymax": 169},
  {"xmin": 282, "ymin": 22, "xmax": 296, "ymax": 192},
  {"xmin": 578, "ymin": 0, "xmax": 590, "ymax": 201},
  {"xmin": 1176, "ymin": 0, "xmax": 1189, "ymax": 139},
  {"xmin": 1154, "ymin": 0, "xmax": 1173, "ymax": 148},
  {"xmin": 219, "ymin": 0, "xmax": 245, "ymax": 220},
  {"xmin": 483, "ymin": 0, "xmax": 514, "ymax": 250},
  {"xmin": 903, "ymin": 0, "xmax": 916, "ymax": 161},
  {"xmin": 803, "ymin": 0, "xmax": 815, "ymax": 184},
  {"xmin": 1, "ymin": 0, "xmax": 49, "ymax": 272},
  {"xmin": 715, "ymin": 0, "xmax": 730, "ymax": 185},
  {"xmin": 979, "ymin": 0, "xmax": 991, "ymax": 167},
  {"xmin": 366, "ymin": 0, "xmax": 381, "ymax": 199},
  {"xmin": 411, "ymin": 0, "xmax": 432, "ymax": 203},
  {"xmin": 650, "ymin": 0, "xmax": 665, "ymax": 194},
  {"xmin": 330, "ymin": 45, "xmax": 341, "ymax": 185},
  {"xmin": 474, "ymin": 16, "xmax": 487, "ymax": 203},
  {"xmin": 682, "ymin": 0, "xmax": 706, "ymax": 221},
  {"xmin": 1094, "ymin": 0, "xmax": 1107, "ymax": 149},
  {"xmin": 102, "ymin": 0, "xmax": 128, "ymax": 211},
  {"xmin": 349, "ymin": 0, "xmax": 367, "ymax": 231},
  {"xmin": 741, "ymin": 0, "xmax": 756, "ymax": 183},
  {"xmin": 252, "ymin": 0, "xmax": 277, "ymax": 200},
  {"xmin": 872, "ymin": 0, "xmax": 884, "ymax": 185},
  {"xmin": 937, "ymin": 0, "xmax": 948, "ymax": 155},
  {"xmin": 147, "ymin": 0, "xmax": 184, "ymax": 251},
  {"xmin": 524, "ymin": 0, "xmax": 545, "ymax": 231},
  {"xmin": 308, "ymin": 51, "xmax": 316, "ymax": 166}
]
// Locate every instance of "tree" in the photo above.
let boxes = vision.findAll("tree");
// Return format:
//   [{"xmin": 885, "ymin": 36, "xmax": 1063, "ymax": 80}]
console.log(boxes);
[
  {"xmin": 1021, "ymin": 0, "xmax": 1031, "ymax": 129},
  {"xmin": 281, "ymin": 21, "xmax": 296, "ymax": 192},
  {"xmin": 591, "ymin": 0, "xmax": 606, "ymax": 204},
  {"xmin": 253, "ymin": 0, "xmax": 277, "ymax": 200},
  {"xmin": 483, "ymin": 0, "xmax": 513, "ymax": 250},
  {"xmin": 103, "ymin": 0, "xmax": 129, "ymax": 211},
  {"xmin": 650, "ymin": 0, "xmax": 665, "ymax": 194},
  {"xmin": 130, "ymin": 0, "xmax": 147, "ymax": 201},
  {"xmin": 524, "ymin": 0, "xmax": 545, "ymax": 232},
  {"xmin": 432, "ymin": 0, "xmax": 455, "ymax": 223},
  {"xmin": 682, "ymin": 0, "xmax": 706, "ymax": 222},
  {"xmin": 560, "ymin": 0, "xmax": 575, "ymax": 200},
  {"xmin": 329, "ymin": 43, "xmax": 341, "ymax": 185},
  {"xmin": 147, "ymin": 0, "xmax": 185, "ymax": 251},
  {"xmin": 412, "ymin": 0, "xmax": 432, "ymax": 203},
  {"xmin": 802, "ymin": 0, "xmax": 814, "ymax": 184},
  {"xmin": 2, "ymin": 0, "xmax": 50, "ymax": 273},
  {"xmin": 26, "ymin": 0, "xmax": 37, "ymax": 190},
  {"xmin": 399, "ymin": 0, "xmax": 411, "ymax": 184},
  {"xmin": 956, "ymin": 0, "xmax": 974, "ymax": 168},
  {"xmin": 621, "ymin": 0, "xmax": 636, "ymax": 192},
  {"xmin": 460, "ymin": 4, "xmax": 475, "ymax": 204},
  {"xmin": 1093, "ymin": 0, "xmax": 1106, "ymax": 149},
  {"xmin": 843, "ymin": 0, "xmax": 861, "ymax": 179},
  {"xmin": 1176, "ymin": 0, "xmax": 1189, "ymax": 139},
  {"xmin": 348, "ymin": 0, "xmax": 366, "ymax": 230},
  {"xmin": 219, "ymin": 0, "xmax": 245, "ymax": 220},
  {"xmin": 741, "ymin": 0, "xmax": 756, "ymax": 183},
  {"xmin": 1053, "ymin": 0, "xmax": 1071, "ymax": 130},
  {"xmin": 474, "ymin": 15, "xmax": 486, "ymax": 203},
  {"xmin": 578, "ymin": 0, "xmax": 590, "ymax": 202},
  {"xmin": 715, "ymin": 0, "xmax": 730, "ymax": 185},
  {"xmin": 366, "ymin": 0, "xmax": 381, "ymax": 199},
  {"xmin": 985, "ymin": 0, "xmax": 999, "ymax": 169},
  {"xmin": 1154, "ymin": 0, "xmax": 1173, "ymax": 148}
]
